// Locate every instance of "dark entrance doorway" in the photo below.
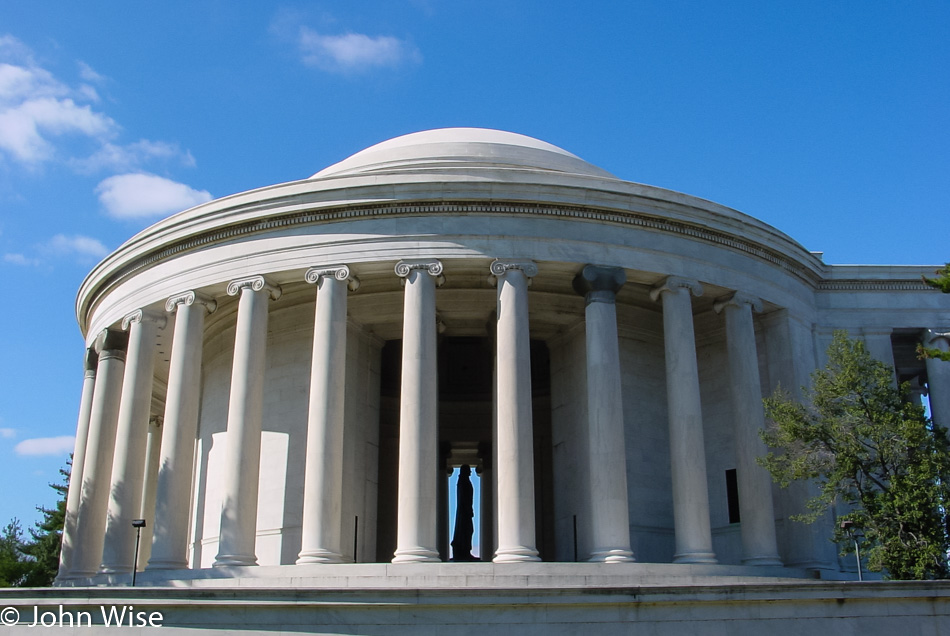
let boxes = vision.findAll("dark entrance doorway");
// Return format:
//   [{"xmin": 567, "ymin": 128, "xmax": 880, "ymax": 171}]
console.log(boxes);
[{"xmin": 375, "ymin": 337, "xmax": 553, "ymax": 562}]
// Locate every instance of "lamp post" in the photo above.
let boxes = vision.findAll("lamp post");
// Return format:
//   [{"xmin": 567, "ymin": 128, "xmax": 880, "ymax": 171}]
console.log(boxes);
[
  {"xmin": 840, "ymin": 520, "xmax": 863, "ymax": 581},
  {"xmin": 131, "ymin": 519, "xmax": 146, "ymax": 587}
]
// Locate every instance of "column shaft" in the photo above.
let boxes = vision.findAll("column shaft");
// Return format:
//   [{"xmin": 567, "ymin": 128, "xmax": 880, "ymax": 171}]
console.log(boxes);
[
  {"xmin": 924, "ymin": 330, "xmax": 950, "ymax": 433},
  {"xmin": 862, "ymin": 328, "xmax": 896, "ymax": 368},
  {"xmin": 215, "ymin": 276, "xmax": 280, "ymax": 567},
  {"xmin": 137, "ymin": 417, "xmax": 163, "ymax": 571},
  {"xmin": 56, "ymin": 348, "xmax": 98, "ymax": 581},
  {"xmin": 763, "ymin": 311, "xmax": 838, "ymax": 571},
  {"xmin": 492, "ymin": 260, "xmax": 540, "ymax": 563},
  {"xmin": 101, "ymin": 311, "xmax": 163, "ymax": 573},
  {"xmin": 148, "ymin": 291, "xmax": 215, "ymax": 570},
  {"xmin": 71, "ymin": 329, "xmax": 128, "ymax": 578},
  {"xmin": 298, "ymin": 266, "xmax": 357, "ymax": 564},
  {"xmin": 716, "ymin": 292, "xmax": 782, "ymax": 566},
  {"xmin": 651, "ymin": 277, "xmax": 717, "ymax": 563},
  {"xmin": 392, "ymin": 260, "xmax": 442, "ymax": 563},
  {"xmin": 574, "ymin": 265, "xmax": 634, "ymax": 563}
]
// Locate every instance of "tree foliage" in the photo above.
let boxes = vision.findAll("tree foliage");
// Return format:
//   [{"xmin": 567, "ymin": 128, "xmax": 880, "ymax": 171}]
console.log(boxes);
[
  {"xmin": 0, "ymin": 519, "xmax": 30, "ymax": 587},
  {"xmin": 759, "ymin": 332, "xmax": 950, "ymax": 580},
  {"xmin": 21, "ymin": 465, "xmax": 67, "ymax": 586},
  {"xmin": 0, "ymin": 461, "xmax": 68, "ymax": 587},
  {"xmin": 920, "ymin": 263, "xmax": 950, "ymax": 361}
]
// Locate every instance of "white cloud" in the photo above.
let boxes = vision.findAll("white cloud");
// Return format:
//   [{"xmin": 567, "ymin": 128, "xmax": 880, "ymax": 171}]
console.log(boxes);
[
  {"xmin": 3, "ymin": 252, "xmax": 39, "ymax": 266},
  {"xmin": 0, "ymin": 36, "xmax": 194, "ymax": 173},
  {"xmin": 72, "ymin": 139, "xmax": 194, "ymax": 173},
  {"xmin": 77, "ymin": 84, "xmax": 100, "ymax": 103},
  {"xmin": 0, "ymin": 62, "xmax": 67, "ymax": 105},
  {"xmin": 77, "ymin": 60, "xmax": 105, "ymax": 84},
  {"xmin": 46, "ymin": 234, "xmax": 109, "ymax": 259},
  {"xmin": 0, "ymin": 38, "xmax": 118, "ymax": 165},
  {"xmin": 14, "ymin": 435, "xmax": 75, "ymax": 457},
  {"xmin": 96, "ymin": 173, "xmax": 212, "ymax": 219},
  {"xmin": 0, "ymin": 35, "xmax": 33, "ymax": 62},
  {"xmin": 0, "ymin": 427, "xmax": 15, "ymax": 438},
  {"xmin": 298, "ymin": 28, "xmax": 421, "ymax": 73},
  {"xmin": 0, "ymin": 97, "xmax": 116, "ymax": 162}
]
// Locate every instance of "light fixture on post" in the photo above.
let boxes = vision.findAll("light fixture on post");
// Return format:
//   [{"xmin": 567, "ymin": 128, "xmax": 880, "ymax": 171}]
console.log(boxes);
[
  {"xmin": 839, "ymin": 520, "xmax": 863, "ymax": 581},
  {"xmin": 131, "ymin": 519, "xmax": 147, "ymax": 587}
]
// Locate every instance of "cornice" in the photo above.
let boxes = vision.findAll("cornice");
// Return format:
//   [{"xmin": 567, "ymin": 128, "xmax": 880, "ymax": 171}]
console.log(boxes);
[
  {"xmin": 817, "ymin": 279, "xmax": 935, "ymax": 292},
  {"xmin": 77, "ymin": 200, "xmax": 825, "ymax": 332}
]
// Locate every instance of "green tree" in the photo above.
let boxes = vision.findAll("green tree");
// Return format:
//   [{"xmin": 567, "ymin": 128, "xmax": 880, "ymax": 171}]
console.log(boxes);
[
  {"xmin": 920, "ymin": 263, "xmax": 950, "ymax": 361},
  {"xmin": 0, "ymin": 519, "xmax": 29, "ymax": 587},
  {"xmin": 20, "ymin": 463, "xmax": 68, "ymax": 586},
  {"xmin": 759, "ymin": 332, "xmax": 950, "ymax": 580},
  {"xmin": 0, "ymin": 459, "xmax": 69, "ymax": 587}
]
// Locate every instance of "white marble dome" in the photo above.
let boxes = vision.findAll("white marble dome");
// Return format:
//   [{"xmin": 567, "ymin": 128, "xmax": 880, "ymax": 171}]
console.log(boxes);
[{"xmin": 312, "ymin": 128, "xmax": 616, "ymax": 179}]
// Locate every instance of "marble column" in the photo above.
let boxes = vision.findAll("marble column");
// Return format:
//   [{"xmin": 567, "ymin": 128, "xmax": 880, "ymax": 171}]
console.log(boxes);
[
  {"xmin": 297, "ymin": 265, "xmax": 359, "ymax": 564},
  {"xmin": 863, "ymin": 327, "xmax": 897, "ymax": 387},
  {"xmin": 137, "ymin": 417, "xmax": 163, "ymax": 571},
  {"xmin": 148, "ymin": 291, "xmax": 216, "ymax": 571},
  {"xmin": 71, "ymin": 328, "xmax": 129, "ymax": 578},
  {"xmin": 100, "ymin": 310, "xmax": 165, "ymax": 573},
  {"xmin": 491, "ymin": 259, "xmax": 540, "ymax": 563},
  {"xmin": 862, "ymin": 328, "xmax": 896, "ymax": 368},
  {"xmin": 573, "ymin": 265, "xmax": 634, "ymax": 563},
  {"xmin": 215, "ymin": 276, "xmax": 281, "ymax": 567},
  {"xmin": 650, "ymin": 277, "xmax": 717, "ymax": 564},
  {"xmin": 762, "ymin": 310, "xmax": 838, "ymax": 571},
  {"xmin": 56, "ymin": 348, "xmax": 98, "ymax": 581},
  {"xmin": 714, "ymin": 291, "xmax": 782, "ymax": 566},
  {"xmin": 392, "ymin": 259, "xmax": 443, "ymax": 563},
  {"xmin": 924, "ymin": 329, "xmax": 950, "ymax": 434}
]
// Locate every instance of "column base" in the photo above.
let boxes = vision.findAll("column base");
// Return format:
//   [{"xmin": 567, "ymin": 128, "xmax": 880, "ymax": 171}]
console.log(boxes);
[
  {"xmin": 53, "ymin": 573, "xmax": 74, "ymax": 585},
  {"xmin": 98, "ymin": 564, "xmax": 134, "ymax": 575},
  {"xmin": 66, "ymin": 568, "xmax": 99, "ymax": 579},
  {"xmin": 145, "ymin": 559, "xmax": 189, "ymax": 571},
  {"xmin": 392, "ymin": 547, "xmax": 441, "ymax": 563},
  {"xmin": 297, "ymin": 549, "xmax": 344, "ymax": 565},
  {"xmin": 588, "ymin": 548, "xmax": 636, "ymax": 563},
  {"xmin": 673, "ymin": 551, "xmax": 718, "ymax": 564},
  {"xmin": 213, "ymin": 554, "xmax": 259, "ymax": 567},
  {"xmin": 742, "ymin": 555, "xmax": 783, "ymax": 566},
  {"xmin": 493, "ymin": 546, "xmax": 541, "ymax": 563}
]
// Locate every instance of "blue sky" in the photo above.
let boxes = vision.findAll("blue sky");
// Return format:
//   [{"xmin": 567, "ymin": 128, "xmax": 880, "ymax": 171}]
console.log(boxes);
[{"xmin": 0, "ymin": 1, "xmax": 947, "ymax": 531}]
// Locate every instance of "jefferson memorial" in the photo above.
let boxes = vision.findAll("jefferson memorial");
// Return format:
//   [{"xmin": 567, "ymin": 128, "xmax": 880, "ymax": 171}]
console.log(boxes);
[{"xmin": 41, "ymin": 129, "xmax": 950, "ymax": 631}]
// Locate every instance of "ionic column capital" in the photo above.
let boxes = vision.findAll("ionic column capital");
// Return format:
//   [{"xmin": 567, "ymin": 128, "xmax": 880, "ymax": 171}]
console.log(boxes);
[
  {"xmin": 490, "ymin": 259, "xmax": 538, "ymax": 279},
  {"xmin": 714, "ymin": 291, "xmax": 763, "ymax": 314},
  {"xmin": 395, "ymin": 259, "xmax": 445, "ymax": 286},
  {"xmin": 83, "ymin": 347, "xmax": 99, "ymax": 377},
  {"xmin": 650, "ymin": 276, "xmax": 703, "ymax": 302},
  {"xmin": 305, "ymin": 265, "xmax": 360, "ymax": 291},
  {"xmin": 121, "ymin": 309, "xmax": 167, "ymax": 332},
  {"xmin": 149, "ymin": 416, "xmax": 164, "ymax": 428},
  {"xmin": 924, "ymin": 329, "xmax": 950, "ymax": 349},
  {"xmin": 227, "ymin": 275, "xmax": 282, "ymax": 300},
  {"xmin": 573, "ymin": 265, "xmax": 626, "ymax": 305},
  {"xmin": 94, "ymin": 328, "xmax": 129, "ymax": 359},
  {"xmin": 165, "ymin": 290, "xmax": 217, "ymax": 314}
]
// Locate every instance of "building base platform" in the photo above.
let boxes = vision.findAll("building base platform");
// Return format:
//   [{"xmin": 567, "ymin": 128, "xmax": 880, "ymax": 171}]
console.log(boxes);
[{"xmin": 2, "ymin": 564, "xmax": 948, "ymax": 634}]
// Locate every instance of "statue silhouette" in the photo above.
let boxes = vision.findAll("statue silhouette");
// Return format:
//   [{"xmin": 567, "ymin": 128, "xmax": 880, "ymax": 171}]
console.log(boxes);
[{"xmin": 451, "ymin": 465, "xmax": 476, "ymax": 561}]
